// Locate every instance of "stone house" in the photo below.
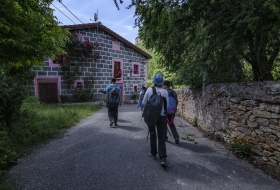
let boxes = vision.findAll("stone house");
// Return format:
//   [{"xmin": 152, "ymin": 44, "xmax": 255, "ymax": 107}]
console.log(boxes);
[{"xmin": 30, "ymin": 23, "xmax": 151, "ymax": 103}]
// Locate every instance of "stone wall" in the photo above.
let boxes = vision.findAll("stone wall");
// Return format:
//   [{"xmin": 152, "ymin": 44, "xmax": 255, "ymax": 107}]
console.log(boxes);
[
  {"xmin": 29, "ymin": 29, "xmax": 148, "ymax": 102},
  {"xmin": 176, "ymin": 82, "xmax": 280, "ymax": 176}
]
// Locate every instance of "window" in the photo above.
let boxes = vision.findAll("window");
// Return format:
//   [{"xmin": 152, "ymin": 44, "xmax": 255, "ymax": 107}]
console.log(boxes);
[
  {"xmin": 74, "ymin": 80, "xmax": 84, "ymax": 91},
  {"xmin": 133, "ymin": 84, "xmax": 138, "ymax": 93},
  {"xmin": 112, "ymin": 41, "xmax": 120, "ymax": 50},
  {"xmin": 114, "ymin": 62, "xmax": 122, "ymax": 78},
  {"xmin": 132, "ymin": 62, "xmax": 140, "ymax": 77},
  {"xmin": 112, "ymin": 59, "xmax": 123, "ymax": 83}
]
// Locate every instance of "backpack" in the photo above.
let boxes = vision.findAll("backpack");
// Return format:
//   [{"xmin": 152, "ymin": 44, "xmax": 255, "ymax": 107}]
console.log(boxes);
[
  {"xmin": 140, "ymin": 90, "xmax": 146, "ymax": 101},
  {"xmin": 167, "ymin": 89, "xmax": 177, "ymax": 115},
  {"xmin": 143, "ymin": 87, "xmax": 164, "ymax": 125},
  {"xmin": 109, "ymin": 85, "xmax": 119, "ymax": 103}
]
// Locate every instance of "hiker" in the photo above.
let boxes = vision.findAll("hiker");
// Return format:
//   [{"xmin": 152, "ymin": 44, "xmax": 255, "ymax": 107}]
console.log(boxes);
[
  {"xmin": 137, "ymin": 85, "xmax": 147, "ymax": 113},
  {"xmin": 163, "ymin": 80, "xmax": 180, "ymax": 144},
  {"xmin": 142, "ymin": 74, "xmax": 169, "ymax": 167},
  {"xmin": 105, "ymin": 78, "xmax": 122, "ymax": 127}
]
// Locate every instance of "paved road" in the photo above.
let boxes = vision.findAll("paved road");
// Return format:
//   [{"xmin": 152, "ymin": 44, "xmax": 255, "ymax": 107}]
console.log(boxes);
[{"xmin": 6, "ymin": 104, "xmax": 280, "ymax": 190}]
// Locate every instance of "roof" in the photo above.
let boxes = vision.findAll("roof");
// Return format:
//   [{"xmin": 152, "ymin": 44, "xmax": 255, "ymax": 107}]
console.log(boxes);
[{"xmin": 61, "ymin": 23, "xmax": 152, "ymax": 59}]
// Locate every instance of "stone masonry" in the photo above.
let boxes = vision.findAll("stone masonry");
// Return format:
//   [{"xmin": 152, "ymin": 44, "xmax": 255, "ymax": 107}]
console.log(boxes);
[
  {"xmin": 29, "ymin": 23, "xmax": 151, "ymax": 102},
  {"xmin": 176, "ymin": 81, "xmax": 280, "ymax": 177}
]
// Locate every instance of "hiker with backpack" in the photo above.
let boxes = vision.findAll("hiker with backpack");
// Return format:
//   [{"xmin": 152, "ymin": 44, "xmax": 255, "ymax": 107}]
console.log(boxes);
[
  {"xmin": 137, "ymin": 85, "xmax": 147, "ymax": 113},
  {"xmin": 105, "ymin": 78, "xmax": 122, "ymax": 127},
  {"xmin": 163, "ymin": 81, "xmax": 180, "ymax": 144},
  {"xmin": 141, "ymin": 74, "xmax": 169, "ymax": 167}
]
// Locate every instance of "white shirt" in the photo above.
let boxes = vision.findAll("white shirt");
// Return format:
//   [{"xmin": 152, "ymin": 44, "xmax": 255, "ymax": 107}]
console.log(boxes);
[{"xmin": 142, "ymin": 87, "xmax": 169, "ymax": 116}]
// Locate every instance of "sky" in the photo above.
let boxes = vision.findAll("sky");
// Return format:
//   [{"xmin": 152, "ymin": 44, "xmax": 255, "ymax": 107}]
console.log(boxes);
[{"xmin": 51, "ymin": 0, "xmax": 139, "ymax": 44}]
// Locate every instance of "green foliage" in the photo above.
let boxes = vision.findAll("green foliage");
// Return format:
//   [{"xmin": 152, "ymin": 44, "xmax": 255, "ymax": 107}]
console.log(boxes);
[
  {"xmin": 0, "ymin": 130, "xmax": 17, "ymax": 171},
  {"xmin": 0, "ymin": 72, "xmax": 24, "ymax": 128},
  {"xmin": 191, "ymin": 117, "xmax": 198, "ymax": 127},
  {"xmin": 0, "ymin": 0, "xmax": 70, "ymax": 68},
  {"xmin": 56, "ymin": 34, "xmax": 99, "ymax": 87},
  {"xmin": 0, "ymin": 99, "xmax": 101, "ymax": 177},
  {"xmin": 59, "ymin": 95, "xmax": 68, "ymax": 103},
  {"xmin": 130, "ymin": 0, "xmax": 280, "ymax": 87},
  {"xmin": 136, "ymin": 43, "xmax": 178, "ymax": 84},
  {"xmin": 72, "ymin": 91, "xmax": 89, "ymax": 102},
  {"xmin": 132, "ymin": 93, "xmax": 138, "ymax": 100},
  {"xmin": 230, "ymin": 136, "xmax": 252, "ymax": 158},
  {"xmin": 214, "ymin": 134, "xmax": 224, "ymax": 142}
]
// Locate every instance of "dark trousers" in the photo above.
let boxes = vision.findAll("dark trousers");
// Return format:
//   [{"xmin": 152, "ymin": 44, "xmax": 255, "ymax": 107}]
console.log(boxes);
[
  {"xmin": 148, "ymin": 116, "xmax": 167, "ymax": 159},
  {"xmin": 108, "ymin": 102, "xmax": 119, "ymax": 123},
  {"xmin": 166, "ymin": 114, "xmax": 179, "ymax": 139}
]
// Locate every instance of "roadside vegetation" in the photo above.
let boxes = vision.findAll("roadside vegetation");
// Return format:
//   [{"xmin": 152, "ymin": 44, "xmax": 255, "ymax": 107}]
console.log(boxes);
[{"xmin": 0, "ymin": 97, "xmax": 101, "ymax": 188}]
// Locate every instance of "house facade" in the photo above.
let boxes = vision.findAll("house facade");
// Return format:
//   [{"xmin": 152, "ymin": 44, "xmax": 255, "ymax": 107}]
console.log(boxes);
[{"xmin": 29, "ymin": 23, "xmax": 151, "ymax": 103}]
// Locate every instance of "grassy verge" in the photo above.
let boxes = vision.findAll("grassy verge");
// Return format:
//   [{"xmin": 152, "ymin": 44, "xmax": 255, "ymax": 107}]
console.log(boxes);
[{"xmin": 0, "ymin": 98, "xmax": 101, "ymax": 188}]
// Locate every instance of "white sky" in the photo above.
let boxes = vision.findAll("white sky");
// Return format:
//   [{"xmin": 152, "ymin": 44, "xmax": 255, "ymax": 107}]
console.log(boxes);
[{"xmin": 51, "ymin": 0, "xmax": 139, "ymax": 44}]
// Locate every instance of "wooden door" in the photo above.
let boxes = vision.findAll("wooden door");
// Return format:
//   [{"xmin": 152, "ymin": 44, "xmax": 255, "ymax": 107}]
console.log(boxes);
[{"xmin": 39, "ymin": 83, "xmax": 58, "ymax": 103}]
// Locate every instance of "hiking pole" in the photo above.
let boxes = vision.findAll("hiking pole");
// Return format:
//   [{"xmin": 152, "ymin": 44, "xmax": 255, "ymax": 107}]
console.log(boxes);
[
  {"xmin": 167, "ymin": 126, "xmax": 172, "ymax": 137},
  {"xmin": 176, "ymin": 113, "xmax": 188, "ymax": 134}
]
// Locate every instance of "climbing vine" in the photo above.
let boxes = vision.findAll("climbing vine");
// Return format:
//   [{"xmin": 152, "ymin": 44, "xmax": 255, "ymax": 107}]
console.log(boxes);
[{"xmin": 54, "ymin": 33, "xmax": 100, "ymax": 88}]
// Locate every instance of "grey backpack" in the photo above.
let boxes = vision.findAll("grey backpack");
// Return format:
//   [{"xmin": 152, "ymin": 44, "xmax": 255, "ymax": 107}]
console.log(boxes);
[{"xmin": 143, "ymin": 87, "xmax": 164, "ymax": 125}]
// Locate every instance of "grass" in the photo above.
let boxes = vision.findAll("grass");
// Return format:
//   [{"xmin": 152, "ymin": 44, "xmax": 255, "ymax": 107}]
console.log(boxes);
[{"xmin": 0, "ymin": 98, "xmax": 101, "ymax": 189}]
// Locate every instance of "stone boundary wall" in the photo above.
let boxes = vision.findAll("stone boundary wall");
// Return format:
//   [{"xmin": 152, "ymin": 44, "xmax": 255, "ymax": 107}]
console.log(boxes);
[{"xmin": 176, "ymin": 82, "xmax": 280, "ymax": 176}]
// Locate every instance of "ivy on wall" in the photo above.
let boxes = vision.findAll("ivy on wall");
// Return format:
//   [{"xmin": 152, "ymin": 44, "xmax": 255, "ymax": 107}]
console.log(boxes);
[{"xmin": 54, "ymin": 33, "xmax": 100, "ymax": 88}]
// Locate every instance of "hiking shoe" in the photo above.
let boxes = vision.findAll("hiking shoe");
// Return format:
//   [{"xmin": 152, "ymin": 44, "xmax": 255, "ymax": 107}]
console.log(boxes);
[
  {"xmin": 161, "ymin": 158, "xmax": 167, "ymax": 167},
  {"xmin": 114, "ymin": 123, "xmax": 119, "ymax": 126},
  {"xmin": 175, "ymin": 138, "xmax": 180, "ymax": 144},
  {"xmin": 109, "ymin": 121, "xmax": 114, "ymax": 126},
  {"xmin": 148, "ymin": 152, "xmax": 157, "ymax": 159}
]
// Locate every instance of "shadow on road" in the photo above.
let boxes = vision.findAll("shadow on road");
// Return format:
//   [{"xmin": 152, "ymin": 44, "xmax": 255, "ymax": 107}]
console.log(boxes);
[
  {"xmin": 116, "ymin": 125, "xmax": 144, "ymax": 132},
  {"xmin": 167, "ymin": 141, "xmax": 215, "ymax": 154}
]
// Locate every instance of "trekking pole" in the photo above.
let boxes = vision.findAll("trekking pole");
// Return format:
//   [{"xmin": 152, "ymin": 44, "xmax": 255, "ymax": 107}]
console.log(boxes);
[
  {"xmin": 167, "ymin": 126, "xmax": 172, "ymax": 137},
  {"xmin": 176, "ymin": 113, "xmax": 188, "ymax": 134}
]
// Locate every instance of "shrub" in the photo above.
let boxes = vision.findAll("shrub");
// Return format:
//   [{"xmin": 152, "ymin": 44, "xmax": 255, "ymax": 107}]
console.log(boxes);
[
  {"xmin": 132, "ymin": 93, "xmax": 138, "ymax": 100},
  {"xmin": 23, "ymin": 96, "xmax": 40, "ymax": 104},
  {"xmin": 0, "ymin": 130, "xmax": 18, "ymax": 171},
  {"xmin": 72, "ymin": 91, "xmax": 89, "ymax": 102},
  {"xmin": 230, "ymin": 136, "xmax": 252, "ymax": 158},
  {"xmin": 59, "ymin": 95, "xmax": 68, "ymax": 103},
  {"xmin": 192, "ymin": 117, "xmax": 198, "ymax": 127},
  {"xmin": 214, "ymin": 134, "xmax": 224, "ymax": 142}
]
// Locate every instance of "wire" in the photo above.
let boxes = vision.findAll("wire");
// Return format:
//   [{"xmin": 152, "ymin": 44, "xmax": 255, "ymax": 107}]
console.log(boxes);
[
  {"xmin": 59, "ymin": 1, "xmax": 84, "ymax": 24},
  {"xmin": 57, "ymin": 1, "xmax": 100, "ymax": 35},
  {"xmin": 51, "ymin": 3, "xmax": 76, "ymax": 25}
]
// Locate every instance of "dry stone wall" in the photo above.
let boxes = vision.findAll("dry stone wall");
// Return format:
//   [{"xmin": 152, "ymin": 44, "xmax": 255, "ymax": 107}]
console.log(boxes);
[{"xmin": 176, "ymin": 82, "xmax": 280, "ymax": 176}]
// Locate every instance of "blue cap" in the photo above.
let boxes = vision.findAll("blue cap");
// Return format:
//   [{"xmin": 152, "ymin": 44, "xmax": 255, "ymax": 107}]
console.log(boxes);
[{"xmin": 153, "ymin": 74, "xmax": 164, "ymax": 85}]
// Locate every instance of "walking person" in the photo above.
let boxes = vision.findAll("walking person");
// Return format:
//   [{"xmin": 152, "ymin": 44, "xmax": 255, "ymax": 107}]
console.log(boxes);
[
  {"xmin": 105, "ymin": 78, "xmax": 122, "ymax": 127},
  {"xmin": 137, "ymin": 85, "xmax": 147, "ymax": 113},
  {"xmin": 142, "ymin": 74, "xmax": 169, "ymax": 167},
  {"xmin": 163, "ymin": 81, "xmax": 180, "ymax": 144}
]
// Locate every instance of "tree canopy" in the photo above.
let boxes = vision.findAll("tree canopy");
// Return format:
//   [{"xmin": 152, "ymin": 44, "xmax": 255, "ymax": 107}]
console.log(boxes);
[
  {"xmin": 0, "ymin": 0, "xmax": 69, "ymax": 68},
  {"xmin": 127, "ymin": 0, "xmax": 280, "ymax": 88}
]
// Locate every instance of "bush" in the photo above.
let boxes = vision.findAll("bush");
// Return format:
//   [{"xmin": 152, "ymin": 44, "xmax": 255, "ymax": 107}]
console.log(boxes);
[
  {"xmin": 214, "ymin": 134, "xmax": 224, "ymax": 142},
  {"xmin": 230, "ymin": 136, "xmax": 252, "ymax": 158},
  {"xmin": 72, "ymin": 91, "xmax": 89, "ymax": 102},
  {"xmin": 192, "ymin": 117, "xmax": 198, "ymax": 127},
  {"xmin": 0, "ymin": 103, "xmax": 101, "ymax": 176},
  {"xmin": 23, "ymin": 96, "xmax": 40, "ymax": 104},
  {"xmin": 0, "ymin": 130, "xmax": 17, "ymax": 171},
  {"xmin": 59, "ymin": 95, "xmax": 68, "ymax": 103}
]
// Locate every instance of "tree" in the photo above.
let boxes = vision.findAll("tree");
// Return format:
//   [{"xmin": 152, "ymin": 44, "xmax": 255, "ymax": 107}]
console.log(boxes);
[
  {"xmin": 0, "ymin": 0, "xmax": 69, "ymax": 68},
  {"xmin": 0, "ymin": 0, "xmax": 69, "ymax": 129},
  {"xmin": 127, "ymin": 0, "xmax": 280, "ymax": 87}
]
